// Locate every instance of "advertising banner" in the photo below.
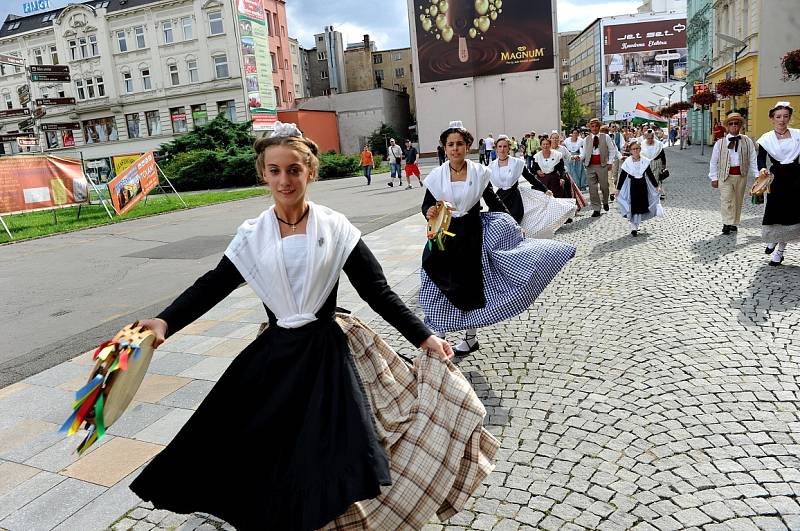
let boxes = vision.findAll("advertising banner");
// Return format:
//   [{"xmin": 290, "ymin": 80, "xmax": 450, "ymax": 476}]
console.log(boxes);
[
  {"xmin": 600, "ymin": 14, "xmax": 687, "ymax": 121},
  {"xmin": 0, "ymin": 155, "xmax": 89, "ymax": 214},
  {"xmin": 106, "ymin": 151, "xmax": 159, "ymax": 215},
  {"xmin": 112, "ymin": 153, "xmax": 142, "ymax": 176},
  {"xmin": 411, "ymin": 0, "xmax": 554, "ymax": 83},
  {"xmin": 236, "ymin": 0, "xmax": 277, "ymax": 131}
]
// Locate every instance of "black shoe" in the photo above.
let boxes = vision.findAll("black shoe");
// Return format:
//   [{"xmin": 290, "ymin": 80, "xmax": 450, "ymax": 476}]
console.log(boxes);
[
  {"xmin": 722, "ymin": 225, "xmax": 731, "ymax": 234},
  {"xmin": 454, "ymin": 341, "xmax": 480, "ymax": 356},
  {"xmin": 631, "ymin": 230, "xmax": 638, "ymax": 237},
  {"xmin": 765, "ymin": 244, "xmax": 777, "ymax": 255},
  {"xmin": 769, "ymin": 253, "xmax": 784, "ymax": 266},
  {"xmin": 603, "ymin": 203, "xmax": 609, "ymax": 212},
  {"xmin": 660, "ymin": 194, "xmax": 666, "ymax": 200},
  {"xmin": 565, "ymin": 218, "xmax": 573, "ymax": 224},
  {"xmin": 730, "ymin": 225, "xmax": 738, "ymax": 232},
  {"xmin": 591, "ymin": 211, "xmax": 601, "ymax": 218},
  {"xmin": 387, "ymin": 182, "xmax": 394, "ymax": 187},
  {"xmin": 610, "ymin": 194, "xmax": 615, "ymax": 202}
]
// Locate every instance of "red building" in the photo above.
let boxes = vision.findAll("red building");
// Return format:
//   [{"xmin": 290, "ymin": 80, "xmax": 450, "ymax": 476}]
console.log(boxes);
[{"xmin": 264, "ymin": 0, "xmax": 295, "ymax": 109}]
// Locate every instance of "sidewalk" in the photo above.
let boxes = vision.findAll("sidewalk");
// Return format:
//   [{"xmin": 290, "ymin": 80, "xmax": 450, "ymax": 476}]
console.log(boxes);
[{"xmin": 0, "ymin": 213, "xmax": 430, "ymax": 531}]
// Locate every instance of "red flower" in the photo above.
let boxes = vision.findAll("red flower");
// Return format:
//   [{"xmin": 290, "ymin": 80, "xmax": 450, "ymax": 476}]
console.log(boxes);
[{"xmin": 716, "ymin": 77, "xmax": 751, "ymax": 97}]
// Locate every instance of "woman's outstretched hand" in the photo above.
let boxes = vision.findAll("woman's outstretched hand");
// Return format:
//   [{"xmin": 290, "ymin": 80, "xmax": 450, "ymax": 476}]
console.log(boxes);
[
  {"xmin": 138, "ymin": 318, "xmax": 168, "ymax": 348},
  {"xmin": 426, "ymin": 205, "xmax": 439, "ymax": 221},
  {"xmin": 420, "ymin": 335, "xmax": 453, "ymax": 362}
]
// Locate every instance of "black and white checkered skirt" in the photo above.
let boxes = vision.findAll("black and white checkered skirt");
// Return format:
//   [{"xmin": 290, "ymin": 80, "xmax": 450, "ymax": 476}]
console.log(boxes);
[{"xmin": 419, "ymin": 212, "xmax": 576, "ymax": 333}]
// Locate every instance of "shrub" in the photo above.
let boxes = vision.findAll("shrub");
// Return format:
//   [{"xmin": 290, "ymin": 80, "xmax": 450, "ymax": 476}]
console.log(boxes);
[{"xmin": 318, "ymin": 153, "xmax": 361, "ymax": 179}]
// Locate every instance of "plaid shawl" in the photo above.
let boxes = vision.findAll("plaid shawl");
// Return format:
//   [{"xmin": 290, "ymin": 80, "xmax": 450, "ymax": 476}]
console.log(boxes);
[{"xmin": 321, "ymin": 314, "xmax": 499, "ymax": 530}]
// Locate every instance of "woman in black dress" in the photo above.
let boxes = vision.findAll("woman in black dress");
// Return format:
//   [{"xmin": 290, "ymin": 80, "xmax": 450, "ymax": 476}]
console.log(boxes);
[
  {"xmin": 756, "ymin": 102, "xmax": 800, "ymax": 266},
  {"xmin": 615, "ymin": 141, "xmax": 664, "ymax": 236},
  {"xmin": 532, "ymin": 138, "xmax": 570, "ymax": 198},
  {"xmin": 488, "ymin": 134, "xmax": 549, "ymax": 222},
  {"xmin": 128, "ymin": 123, "xmax": 500, "ymax": 530}
]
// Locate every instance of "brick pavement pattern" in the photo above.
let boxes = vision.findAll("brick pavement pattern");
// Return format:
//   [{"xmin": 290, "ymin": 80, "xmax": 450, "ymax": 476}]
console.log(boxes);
[{"xmin": 1, "ymin": 147, "xmax": 798, "ymax": 531}]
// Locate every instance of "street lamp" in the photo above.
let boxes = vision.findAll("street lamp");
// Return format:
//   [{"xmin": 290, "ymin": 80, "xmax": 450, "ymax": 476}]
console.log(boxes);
[
  {"xmin": 691, "ymin": 58, "xmax": 713, "ymax": 155},
  {"xmin": 716, "ymin": 32, "xmax": 748, "ymax": 109}
]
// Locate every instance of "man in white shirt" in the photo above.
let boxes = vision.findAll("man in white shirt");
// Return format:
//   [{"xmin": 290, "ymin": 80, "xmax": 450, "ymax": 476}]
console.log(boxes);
[
  {"xmin": 483, "ymin": 134, "xmax": 495, "ymax": 161},
  {"xmin": 708, "ymin": 112, "xmax": 757, "ymax": 234},
  {"xmin": 581, "ymin": 118, "xmax": 620, "ymax": 216},
  {"xmin": 386, "ymin": 138, "xmax": 404, "ymax": 187}
]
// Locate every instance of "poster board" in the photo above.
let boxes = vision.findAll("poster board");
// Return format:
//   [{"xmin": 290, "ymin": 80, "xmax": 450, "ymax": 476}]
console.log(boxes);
[
  {"xmin": 106, "ymin": 151, "xmax": 159, "ymax": 215},
  {"xmin": 0, "ymin": 155, "xmax": 89, "ymax": 214},
  {"xmin": 237, "ymin": 0, "xmax": 277, "ymax": 130},
  {"xmin": 111, "ymin": 153, "xmax": 142, "ymax": 176}
]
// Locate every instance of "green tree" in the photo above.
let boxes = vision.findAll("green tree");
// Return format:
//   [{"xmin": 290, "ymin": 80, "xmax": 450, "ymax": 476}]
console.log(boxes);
[
  {"xmin": 367, "ymin": 123, "xmax": 402, "ymax": 160},
  {"xmin": 561, "ymin": 86, "xmax": 588, "ymax": 132},
  {"xmin": 160, "ymin": 115, "xmax": 255, "ymax": 159}
]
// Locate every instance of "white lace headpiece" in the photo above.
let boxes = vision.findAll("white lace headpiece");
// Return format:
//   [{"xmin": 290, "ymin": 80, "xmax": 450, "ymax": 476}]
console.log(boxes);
[
  {"xmin": 448, "ymin": 120, "xmax": 464, "ymax": 129},
  {"xmin": 270, "ymin": 121, "xmax": 303, "ymax": 138}
]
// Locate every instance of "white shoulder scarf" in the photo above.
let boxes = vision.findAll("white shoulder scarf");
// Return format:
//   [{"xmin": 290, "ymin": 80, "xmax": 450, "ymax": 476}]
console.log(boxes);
[
  {"xmin": 757, "ymin": 128, "xmax": 800, "ymax": 165},
  {"xmin": 621, "ymin": 156, "xmax": 651, "ymax": 179},
  {"xmin": 640, "ymin": 140, "xmax": 663, "ymax": 160},
  {"xmin": 488, "ymin": 156, "xmax": 526, "ymax": 190},
  {"xmin": 224, "ymin": 202, "xmax": 360, "ymax": 329},
  {"xmin": 424, "ymin": 159, "xmax": 491, "ymax": 217},
  {"xmin": 534, "ymin": 150, "xmax": 563, "ymax": 173}
]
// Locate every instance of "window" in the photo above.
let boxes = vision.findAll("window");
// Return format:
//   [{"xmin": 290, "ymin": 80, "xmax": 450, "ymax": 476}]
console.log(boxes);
[
  {"xmin": 281, "ymin": 25, "xmax": 285, "ymax": 36},
  {"xmin": 395, "ymin": 67, "xmax": 405, "ymax": 77},
  {"xmin": 126, "ymin": 112, "xmax": 142, "ymax": 138},
  {"xmin": 69, "ymin": 40, "xmax": 78, "ymax": 60},
  {"xmin": 373, "ymin": 54, "xmax": 383, "ymax": 64},
  {"xmin": 187, "ymin": 60, "xmax": 198, "ymax": 82},
  {"xmin": 266, "ymin": 11, "xmax": 273, "ymax": 36},
  {"xmin": 317, "ymin": 51, "xmax": 326, "ymax": 61},
  {"xmin": 181, "ymin": 16, "xmax": 193, "ymax": 40},
  {"xmin": 169, "ymin": 63, "xmax": 179, "ymax": 85},
  {"xmin": 78, "ymin": 37, "xmax": 88, "ymax": 58},
  {"xmin": 375, "ymin": 69, "xmax": 384, "ymax": 80},
  {"xmin": 89, "ymin": 34, "xmax": 99, "ymax": 56},
  {"xmin": 96, "ymin": 76, "xmax": 105, "ymax": 96},
  {"xmin": 191, "ymin": 104, "xmax": 207, "ymax": 126},
  {"xmin": 208, "ymin": 11, "xmax": 224, "ymax": 35},
  {"xmin": 170, "ymin": 106, "xmax": 188, "ymax": 133},
  {"xmin": 134, "ymin": 26, "xmax": 146, "ymax": 48},
  {"xmin": 217, "ymin": 99, "xmax": 235, "ymax": 121},
  {"xmin": 320, "ymin": 70, "xmax": 328, "ymax": 79},
  {"xmin": 271, "ymin": 53, "xmax": 278, "ymax": 73},
  {"xmin": 34, "ymin": 49, "xmax": 43, "ymax": 65},
  {"xmin": 82, "ymin": 116, "xmax": 118, "ymax": 144},
  {"xmin": 141, "ymin": 68, "xmax": 152, "ymax": 90},
  {"xmin": 117, "ymin": 31, "xmax": 127, "ymax": 52},
  {"xmin": 273, "ymin": 14, "xmax": 279, "ymax": 36},
  {"xmin": 50, "ymin": 45, "xmax": 58, "ymax": 64},
  {"xmin": 86, "ymin": 77, "xmax": 96, "ymax": 98},
  {"xmin": 163, "ymin": 21, "xmax": 174, "ymax": 44},
  {"xmin": 392, "ymin": 52, "xmax": 402, "ymax": 61},
  {"xmin": 75, "ymin": 79, "xmax": 86, "ymax": 100},
  {"xmin": 213, "ymin": 55, "xmax": 229, "ymax": 78},
  {"xmin": 274, "ymin": 86, "xmax": 281, "ymax": 107},
  {"xmin": 3, "ymin": 93, "xmax": 12, "ymax": 109},
  {"xmin": 293, "ymin": 64, "xmax": 299, "ymax": 74},
  {"xmin": 562, "ymin": 72, "xmax": 569, "ymax": 80},
  {"xmin": 123, "ymin": 72, "xmax": 133, "ymax": 93},
  {"xmin": 145, "ymin": 110, "xmax": 161, "ymax": 135}
]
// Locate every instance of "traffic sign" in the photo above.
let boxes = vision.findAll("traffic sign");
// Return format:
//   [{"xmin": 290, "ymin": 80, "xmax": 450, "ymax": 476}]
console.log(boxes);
[
  {"xmin": 0, "ymin": 53, "xmax": 24, "ymax": 68},
  {"xmin": 30, "ymin": 72, "xmax": 71, "ymax": 82},
  {"xmin": 0, "ymin": 108, "xmax": 31, "ymax": 119},
  {"xmin": 34, "ymin": 107, "xmax": 46, "ymax": 119},
  {"xmin": 39, "ymin": 122, "xmax": 80, "ymax": 131},
  {"xmin": 17, "ymin": 85, "xmax": 31, "ymax": 105},
  {"xmin": 655, "ymin": 52, "xmax": 682, "ymax": 62},
  {"xmin": 693, "ymin": 83, "xmax": 709, "ymax": 93},
  {"xmin": 35, "ymin": 97, "xmax": 76, "ymax": 106},
  {"xmin": 18, "ymin": 117, "xmax": 35, "ymax": 130},
  {"xmin": 17, "ymin": 137, "xmax": 38, "ymax": 147},
  {"xmin": 28, "ymin": 64, "xmax": 69, "ymax": 74}
]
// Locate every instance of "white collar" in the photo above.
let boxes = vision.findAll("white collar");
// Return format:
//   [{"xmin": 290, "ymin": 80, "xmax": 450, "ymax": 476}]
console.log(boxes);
[
  {"xmin": 489, "ymin": 156, "xmax": 525, "ymax": 189},
  {"xmin": 757, "ymin": 128, "xmax": 800, "ymax": 165},
  {"xmin": 424, "ymin": 159, "xmax": 490, "ymax": 217},
  {"xmin": 534, "ymin": 150, "xmax": 563, "ymax": 173},
  {"xmin": 621, "ymin": 156, "xmax": 651, "ymax": 178},
  {"xmin": 224, "ymin": 202, "xmax": 360, "ymax": 328}
]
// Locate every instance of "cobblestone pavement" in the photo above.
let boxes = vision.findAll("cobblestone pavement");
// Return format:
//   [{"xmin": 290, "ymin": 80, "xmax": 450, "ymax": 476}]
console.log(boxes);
[{"xmin": 2, "ymin": 147, "xmax": 797, "ymax": 531}]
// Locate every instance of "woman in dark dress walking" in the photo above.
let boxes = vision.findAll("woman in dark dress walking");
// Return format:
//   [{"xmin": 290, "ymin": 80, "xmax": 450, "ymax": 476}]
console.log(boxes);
[
  {"xmin": 532, "ymin": 138, "xmax": 570, "ymax": 198},
  {"xmin": 615, "ymin": 141, "xmax": 664, "ymax": 236},
  {"xmin": 129, "ymin": 122, "xmax": 499, "ymax": 530}
]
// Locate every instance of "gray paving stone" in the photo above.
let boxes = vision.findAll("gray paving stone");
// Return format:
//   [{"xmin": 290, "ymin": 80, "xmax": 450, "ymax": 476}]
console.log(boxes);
[{"xmin": 0, "ymin": 477, "xmax": 104, "ymax": 531}]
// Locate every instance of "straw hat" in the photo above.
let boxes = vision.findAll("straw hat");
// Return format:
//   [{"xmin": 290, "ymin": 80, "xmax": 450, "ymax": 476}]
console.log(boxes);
[{"xmin": 725, "ymin": 112, "xmax": 744, "ymax": 125}]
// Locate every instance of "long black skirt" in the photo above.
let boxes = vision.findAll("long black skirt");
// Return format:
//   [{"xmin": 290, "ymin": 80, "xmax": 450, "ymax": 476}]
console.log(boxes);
[
  {"xmin": 130, "ymin": 317, "xmax": 391, "ymax": 531},
  {"xmin": 496, "ymin": 183, "xmax": 524, "ymax": 223}
]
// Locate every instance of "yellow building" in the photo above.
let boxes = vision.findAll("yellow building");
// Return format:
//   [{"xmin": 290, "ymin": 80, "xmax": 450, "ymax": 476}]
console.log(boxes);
[{"xmin": 708, "ymin": 0, "xmax": 800, "ymax": 138}]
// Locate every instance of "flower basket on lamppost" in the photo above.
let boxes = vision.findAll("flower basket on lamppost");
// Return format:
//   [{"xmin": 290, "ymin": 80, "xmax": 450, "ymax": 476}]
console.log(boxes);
[
  {"xmin": 716, "ymin": 77, "xmax": 751, "ymax": 98},
  {"xmin": 690, "ymin": 91, "xmax": 717, "ymax": 108},
  {"xmin": 782, "ymin": 49, "xmax": 800, "ymax": 81}
]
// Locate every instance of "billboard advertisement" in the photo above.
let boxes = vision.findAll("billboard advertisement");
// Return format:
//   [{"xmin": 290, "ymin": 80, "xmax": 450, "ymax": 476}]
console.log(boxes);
[
  {"xmin": 112, "ymin": 153, "xmax": 142, "ymax": 176},
  {"xmin": 412, "ymin": 0, "xmax": 554, "ymax": 83},
  {"xmin": 107, "ymin": 151, "xmax": 159, "ymax": 215},
  {"xmin": 600, "ymin": 14, "xmax": 687, "ymax": 121},
  {"xmin": 0, "ymin": 155, "xmax": 88, "ymax": 214},
  {"xmin": 236, "ymin": 0, "xmax": 277, "ymax": 131}
]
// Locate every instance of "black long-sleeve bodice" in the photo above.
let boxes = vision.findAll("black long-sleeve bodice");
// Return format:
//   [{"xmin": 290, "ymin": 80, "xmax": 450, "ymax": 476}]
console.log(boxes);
[
  {"xmin": 157, "ymin": 239, "xmax": 431, "ymax": 347},
  {"xmin": 757, "ymin": 145, "xmax": 800, "ymax": 226},
  {"xmin": 617, "ymin": 166, "xmax": 658, "ymax": 216}
]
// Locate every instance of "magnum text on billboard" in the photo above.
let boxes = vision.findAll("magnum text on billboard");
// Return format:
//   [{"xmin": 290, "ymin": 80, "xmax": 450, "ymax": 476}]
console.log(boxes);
[{"xmin": 412, "ymin": 0, "xmax": 554, "ymax": 83}]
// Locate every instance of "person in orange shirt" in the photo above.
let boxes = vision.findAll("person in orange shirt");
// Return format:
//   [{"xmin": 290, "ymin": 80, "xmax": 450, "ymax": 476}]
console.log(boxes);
[{"xmin": 360, "ymin": 145, "xmax": 374, "ymax": 185}]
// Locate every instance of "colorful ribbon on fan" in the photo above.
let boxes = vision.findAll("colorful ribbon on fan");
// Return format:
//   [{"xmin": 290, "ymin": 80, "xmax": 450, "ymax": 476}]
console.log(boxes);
[
  {"xmin": 427, "ymin": 228, "xmax": 456, "ymax": 251},
  {"xmin": 59, "ymin": 338, "xmax": 143, "ymax": 455}
]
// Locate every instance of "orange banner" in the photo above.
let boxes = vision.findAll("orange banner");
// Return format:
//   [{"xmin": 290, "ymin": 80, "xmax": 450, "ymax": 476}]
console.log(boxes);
[
  {"xmin": 107, "ymin": 151, "xmax": 159, "ymax": 215},
  {"xmin": 0, "ymin": 155, "xmax": 89, "ymax": 214}
]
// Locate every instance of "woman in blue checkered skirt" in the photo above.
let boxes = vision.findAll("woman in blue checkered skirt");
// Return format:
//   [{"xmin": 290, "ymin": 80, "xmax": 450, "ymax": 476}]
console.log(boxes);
[{"xmin": 420, "ymin": 121, "xmax": 577, "ymax": 354}]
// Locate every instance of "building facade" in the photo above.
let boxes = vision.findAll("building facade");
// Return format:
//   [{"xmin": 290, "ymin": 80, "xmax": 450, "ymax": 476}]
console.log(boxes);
[
  {"xmin": 370, "ymin": 47, "xmax": 415, "ymax": 118},
  {"xmin": 263, "ymin": 0, "xmax": 294, "ymax": 109},
  {"xmin": 0, "ymin": 0, "xmax": 246, "ymax": 166},
  {"xmin": 557, "ymin": 31, "xmax": 580, "ymax": 93},
  {"xmin": 568, "ymin": 19, "xmax": 602, "ymax": 120},
  {"xmin": 343, "ymin": 35, "xmax": 374, "ymax": 92},
  {"xmin": 686, "ymin": 0, "xmax": 713, "ymax": 145},
  {"xmin": 288, "ymin": 37, "xmax": 306, "ymax": 99},
  {"xmin": 302, "ymin": 26, "xmax": 346, "ymax": 97},
  {"xmin": 708, "ymin": 0, "xmax": 799, "ymax": 138}
]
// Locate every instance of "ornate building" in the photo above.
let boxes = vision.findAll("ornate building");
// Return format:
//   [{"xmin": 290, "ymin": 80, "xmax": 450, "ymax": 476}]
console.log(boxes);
[{"xmin": 686, "ymin": 0, "xmax": 713, "ymax": 145}]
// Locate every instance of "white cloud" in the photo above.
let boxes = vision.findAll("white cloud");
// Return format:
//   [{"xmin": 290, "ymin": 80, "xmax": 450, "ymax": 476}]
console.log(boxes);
[{"xmin": 556, "ymin": 0, "xmax": 643, "ymax": 32}]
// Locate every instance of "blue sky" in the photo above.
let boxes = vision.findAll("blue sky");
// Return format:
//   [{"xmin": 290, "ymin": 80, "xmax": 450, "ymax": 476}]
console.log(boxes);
[{"xmin": 2, "ymin": 0, "xmax": 642, "ymax": 49}]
